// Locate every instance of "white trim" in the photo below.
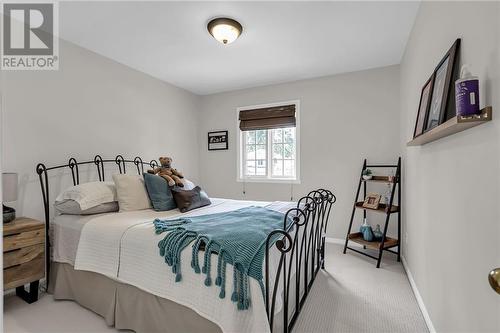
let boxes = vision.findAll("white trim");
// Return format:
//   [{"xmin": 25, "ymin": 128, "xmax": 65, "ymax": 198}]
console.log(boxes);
[
  {"xmin": 236, "ymin": 177, "xmax": 301, "ymax": 184},
  {"xmin": 236, "ymin": 100, "xmax": 301, "ymax": 183},
  {"xmin": 401, "ymin": 256, "xmax": 436, "ymax": 333},
  {"xmin": 327, "ymin": 237, "xmax": 400, "ymax": 252},
  {"xmin": 325, "ymin": 237, "xmax": 364, "ymax": 248},
  {"xmin": 326, "ymin": 237, "xmax": 347, "ymax": 245}
]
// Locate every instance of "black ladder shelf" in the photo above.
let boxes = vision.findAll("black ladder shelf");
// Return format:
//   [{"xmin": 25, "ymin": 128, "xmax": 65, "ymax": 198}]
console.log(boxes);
[{"xmin": 343, "ymin": 157, "xmax": 401, "ymax": 268}]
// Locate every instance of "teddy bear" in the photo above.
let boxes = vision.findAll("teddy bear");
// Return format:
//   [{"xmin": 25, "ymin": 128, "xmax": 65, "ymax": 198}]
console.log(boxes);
[{"xmin": 147, "ymin": 156, "xmax": 184, "ymax": 187}]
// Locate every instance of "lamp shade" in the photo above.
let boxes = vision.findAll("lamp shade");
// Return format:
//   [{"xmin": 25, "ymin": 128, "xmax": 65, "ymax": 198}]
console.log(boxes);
[{"xmin": 2, "ymin": 173, "xmax": 18, "ymax": 202}]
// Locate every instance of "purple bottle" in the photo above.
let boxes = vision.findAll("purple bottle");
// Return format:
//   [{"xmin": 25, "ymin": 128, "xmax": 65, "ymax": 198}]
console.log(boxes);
[{"xmin": 455, "ymin": 65, "xmax": 480, "ymax": 116}]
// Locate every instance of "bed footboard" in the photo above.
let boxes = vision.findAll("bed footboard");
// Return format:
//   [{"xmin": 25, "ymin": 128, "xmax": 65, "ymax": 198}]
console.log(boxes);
[{"xmin": 265, "ymin": 189, "xmax": 335, "ymax": 333}]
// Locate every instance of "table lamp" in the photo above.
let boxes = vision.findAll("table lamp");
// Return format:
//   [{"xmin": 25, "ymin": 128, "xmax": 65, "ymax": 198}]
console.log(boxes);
[{"xmin": 2, "ymin": 172, "xmax": 18, "ymax": 223}]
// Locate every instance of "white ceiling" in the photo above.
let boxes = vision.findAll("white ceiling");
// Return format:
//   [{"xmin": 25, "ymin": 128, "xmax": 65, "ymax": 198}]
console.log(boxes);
[{"xmin": 59, "ymin": 1, "xmax": 420, "ymax": 95}]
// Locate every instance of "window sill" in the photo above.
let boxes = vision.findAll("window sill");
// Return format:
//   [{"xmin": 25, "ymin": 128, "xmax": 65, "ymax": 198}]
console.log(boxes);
[{"xmin": 237, "ymin": 177, "xmax": 301, "ymax": 184}]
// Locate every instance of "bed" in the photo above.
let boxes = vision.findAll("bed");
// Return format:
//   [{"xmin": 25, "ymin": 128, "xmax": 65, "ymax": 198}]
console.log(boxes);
[{"xmin": 36, "ymin": 155, "xmax": 335, "ymax": 333}]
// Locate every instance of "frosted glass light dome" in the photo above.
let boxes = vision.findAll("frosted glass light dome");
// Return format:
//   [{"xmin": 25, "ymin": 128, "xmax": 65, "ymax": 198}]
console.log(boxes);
[{"xmin": 207, "ymin": 18, "xmax": 243, "ymax": 45}]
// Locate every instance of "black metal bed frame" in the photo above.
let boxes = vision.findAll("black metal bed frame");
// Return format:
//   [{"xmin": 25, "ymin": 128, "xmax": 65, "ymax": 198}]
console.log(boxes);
[{"xmin": 36, "ymin": 154, "xmax": 335, "ymax": 333}]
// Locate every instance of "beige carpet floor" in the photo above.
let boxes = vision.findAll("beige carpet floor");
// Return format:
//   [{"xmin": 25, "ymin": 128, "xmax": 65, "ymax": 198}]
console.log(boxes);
[{"xmin": 4, "ymin": 243, "xmax": 428, "ymax": 333}]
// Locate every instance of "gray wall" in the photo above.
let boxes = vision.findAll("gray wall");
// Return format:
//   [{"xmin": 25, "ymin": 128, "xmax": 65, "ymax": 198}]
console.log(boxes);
[
  {"xmin": 198, "ymin": 65, "xmax": 401, "ymax": 239},
  {"xmin": 400, "ymin": 1, "xmax": 500, "ymax": 332},
  {"xmin": 1, "ymin": 39, "xmax": 201, "ymax": 222}
]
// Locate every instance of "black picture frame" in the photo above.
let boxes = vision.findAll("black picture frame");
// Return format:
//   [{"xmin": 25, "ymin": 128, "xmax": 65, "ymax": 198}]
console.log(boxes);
[
  {"xmin": 425, "ymin": 38, "xmax": 461, "ymax": 132},
  {"xmin": 413, "ymin": 74, "xmax": 435, "ymax": 138},
  {"xmin": 208, "ymin": 131, "xmax": 228, "ymax": 151}
]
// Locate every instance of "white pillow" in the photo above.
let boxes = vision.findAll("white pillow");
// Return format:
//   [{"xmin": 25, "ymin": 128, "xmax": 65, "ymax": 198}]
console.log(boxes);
[
  {"xmin": 112, "ymin": 174, "xmax": 152, "ymax": 211},
  {"xmin": 180, "ymin": 178, "xmax": 196, "ymax": 190},
  {"xmin": 55, "ymin": 200, "xmax": 119, "ymax": 215},
  {"xmin": 55, "ymin": 181, "xmax": 117, "ymax": 211}
]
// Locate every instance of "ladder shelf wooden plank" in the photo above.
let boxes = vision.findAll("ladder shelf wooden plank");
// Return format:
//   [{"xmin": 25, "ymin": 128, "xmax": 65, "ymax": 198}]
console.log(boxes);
[
  {"xmin": 355, "ymin": 202, "xmax": 399, "ymax": 214},
  {"xmin": 347, "ymin": 232, "xmax": 399, "ymax": 250},
  {"xmin": 343, "ymin": 157, "xmax": 401, "ymax": 268},
  {"xmin": 361, "ymin": 175, "xmax": 398, "ymax": 184}
]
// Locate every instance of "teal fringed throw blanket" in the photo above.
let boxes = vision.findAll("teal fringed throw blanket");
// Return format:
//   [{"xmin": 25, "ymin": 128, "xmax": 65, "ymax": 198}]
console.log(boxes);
[{"xmin": 154, "ymin": 206, "xmax": 286, "ymax": 310}]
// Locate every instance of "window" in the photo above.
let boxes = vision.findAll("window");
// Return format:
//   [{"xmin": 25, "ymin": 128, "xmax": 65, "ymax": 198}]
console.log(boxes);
[{"xmin": 238, "ymin": 102, "xmax": 299, "ymax": 183}]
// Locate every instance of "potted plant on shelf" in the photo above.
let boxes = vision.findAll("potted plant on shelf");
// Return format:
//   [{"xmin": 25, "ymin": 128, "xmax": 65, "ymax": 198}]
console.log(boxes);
[{"xmin": 362, "ymin": 168, "xmax": 373, "ymax": 180}]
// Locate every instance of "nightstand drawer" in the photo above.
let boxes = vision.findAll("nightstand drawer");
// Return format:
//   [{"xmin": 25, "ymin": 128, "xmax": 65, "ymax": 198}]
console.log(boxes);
[
  {"xmin": 4, "ymin": 253, "xmax": 44, "ymax": 290},
  {"xmin": 4, "ymin": 229, "xmax": 44, "ymax": 252},
  {"xmin": 4, "ymin": 244, "xmax": 45, "ymax": 269}
]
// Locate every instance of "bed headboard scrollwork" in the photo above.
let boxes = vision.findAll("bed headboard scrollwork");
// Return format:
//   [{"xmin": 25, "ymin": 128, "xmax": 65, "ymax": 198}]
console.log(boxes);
[{"xmin": 35, "ymin": 154, "xmax": 158, "ymax": 287}]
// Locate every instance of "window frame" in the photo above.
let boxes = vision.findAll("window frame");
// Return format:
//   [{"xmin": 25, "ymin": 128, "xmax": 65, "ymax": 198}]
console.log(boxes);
[
  {"xmin": 236, "ymin": 100, "xmax": 300, "ymax": 184},
  {"xmin": 270, "ymin": 128, "xmax": 297, "ymax": 179},
  {"xmin": 241, "ymin": 130, "xmax": 269, "ymax": 179}
]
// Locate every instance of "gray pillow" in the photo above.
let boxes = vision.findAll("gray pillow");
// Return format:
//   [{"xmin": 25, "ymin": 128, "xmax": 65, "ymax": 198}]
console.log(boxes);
[
  {"xmin": 55, "ymin": 200, "xmax": 119, "ymax": 215},
  {"xmin": 171, "ymin": 186, "xmax": 211, "ymax": 213}
]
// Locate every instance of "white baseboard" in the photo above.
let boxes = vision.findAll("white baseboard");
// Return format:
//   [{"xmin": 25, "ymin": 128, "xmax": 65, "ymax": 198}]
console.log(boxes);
[
  {"xmin": 325, "ymin": 237, "xmax": 363, "ymax": 247},
  {"xmin": 326, "ymin": 237, "xmax": 435, "ymax": 333},
  {"xmin": 401, "ymin": 256, "xmax": 436, "ymax": 333},
  {"xmin": 325, "ymin": 237, "xmax": 345, "ymax": 245}
]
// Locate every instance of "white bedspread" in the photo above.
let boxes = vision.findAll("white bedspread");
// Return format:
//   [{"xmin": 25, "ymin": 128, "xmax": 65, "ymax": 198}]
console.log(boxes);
[{"xmin": 73, "ymin": 198, "xmax": 295, "ymax": 333}]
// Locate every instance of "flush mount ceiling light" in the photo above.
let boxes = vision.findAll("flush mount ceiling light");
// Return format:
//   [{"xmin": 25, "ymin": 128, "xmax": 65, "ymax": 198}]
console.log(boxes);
[{"xmin": 207, "ymin": 17, "xmax": 243, "ymax": 45}]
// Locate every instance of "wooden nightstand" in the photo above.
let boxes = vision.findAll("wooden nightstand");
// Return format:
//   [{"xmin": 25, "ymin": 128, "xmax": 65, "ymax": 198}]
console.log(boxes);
[{"xmin": 3, "ymin": 217, "xmax": 45, "ymax": 303}]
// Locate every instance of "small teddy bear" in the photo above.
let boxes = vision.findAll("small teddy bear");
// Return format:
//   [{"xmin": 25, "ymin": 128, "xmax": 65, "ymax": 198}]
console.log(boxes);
[{"xmin": 147, "ymin": 156, "xmax": 184, "ymax": 187}]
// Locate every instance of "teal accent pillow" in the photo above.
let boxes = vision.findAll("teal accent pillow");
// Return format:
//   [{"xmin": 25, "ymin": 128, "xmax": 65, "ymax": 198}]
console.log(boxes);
[{"xmin": 143, "ymin": 173, "xmax": 176, "ymax": 211}]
